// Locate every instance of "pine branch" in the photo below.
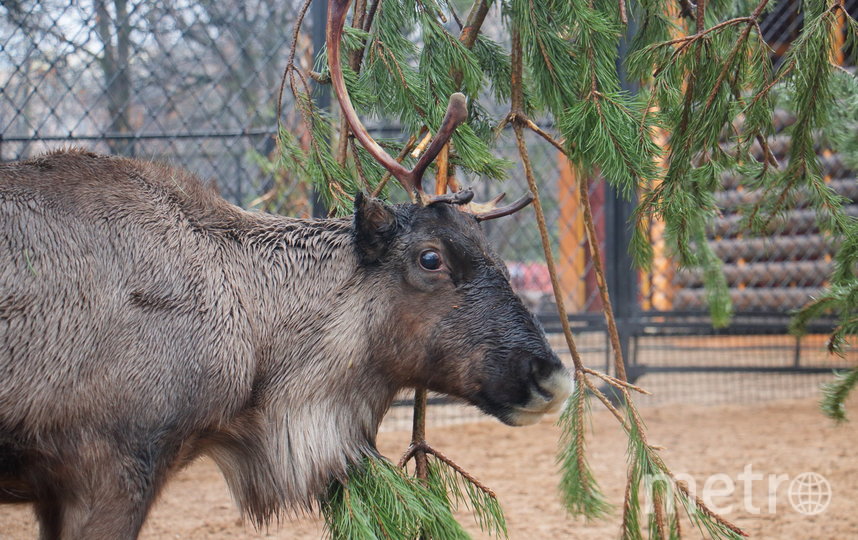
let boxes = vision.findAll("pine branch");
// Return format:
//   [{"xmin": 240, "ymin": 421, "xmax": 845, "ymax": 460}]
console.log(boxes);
[
  {"xmin": 821, "ymin": 367, "xmax": 858, "ymax": 422},
  {"xmin": 621, "ymin": 469, "xmax": 642, "ymax": 540},
  {"xmin": 651, "ymin": 490, "xmax": 668, "ymax": 540},
  {"xmin": 350, "ymin": 137, "xmax": 372, "ymax": 191},
  {"xmin": 511, "ymin": 114, "xmax": 566, "ymax": 153},
  {"xmin": 578, "ymin": 165, "xmax": 628, "ymax": 381},
  {"xmin": 459, "ymin": 0, "xmax": 490, "ymax": 50},
  {"xmin": 510, "ymin": 27, "xmax": 586, "ymax": 374},
  {"xmin": 649, "ymin": 16, "xmax": 754, "ymax": 50},
  {"xmin": 426, "ymin": 458, "xmax": 507, "ymax": 538},
  {"xmin": 580, "ymin": 374, "xmax": 630, "ymax": 429},
  {"xmin": 673, "ymin": 479, "xmax": 747, "ymax": 539},
  {"xmin": 702, "ymin": 0, "xmax": 770, "ymax": 109},
  {"xmin": 399, "ymin": 439, "xmax": 508, "ymax": 537},
  {"xmin": 277, "ymin": 0, "xmax": 314, "ymax": 128},
  {"xmin": 410, "ymin": 388, "xmax": 429, "ymax": 481},
  {"xmin": 624, "ymin": 401, "xmax": 749, "ymax": 539},
  {"xmin": 582, "ymin": 367, "xmax": 651, "ymax": 395},
  {"xmin": 322, "ymin": 457, "xmax": 468, "ymax": 540},
  {"xmin": 558, "ymin": 380, "xmax": 613, "ymax": 518},
  {"xmin": 279, "ymin": 1, "xmax": 858, "ymax": 539},
  {"xmin": 510, "ymin": 8, "xmax": 747, "ymax": 536}
]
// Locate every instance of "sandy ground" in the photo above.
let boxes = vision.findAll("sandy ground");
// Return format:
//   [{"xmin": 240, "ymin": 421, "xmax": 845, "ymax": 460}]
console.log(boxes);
[{"xmin": 1, "ymin": 396, "xmax": 856, "ymax": 539}]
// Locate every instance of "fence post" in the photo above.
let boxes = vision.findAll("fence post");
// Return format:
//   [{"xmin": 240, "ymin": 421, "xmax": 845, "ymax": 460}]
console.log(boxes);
[
  {"xmin": 311, "ymin": 0, "xmax": 330, "ymax": 218},
  {"xmin": 605, "ymin": 7, "xmax": 640, "ymax": 382},
  {"xmin": 605, "ymin": 185, "xmax": 638, "ymax": 378}
]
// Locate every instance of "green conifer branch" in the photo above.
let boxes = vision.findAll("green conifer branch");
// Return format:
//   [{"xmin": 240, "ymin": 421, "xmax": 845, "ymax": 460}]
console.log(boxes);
[
  {"xmin": 557, "ymin": 380, "xmax": 613, "ymax": 519},
  {"xmin": 820, "ymin": 367, "xmax": 858, "ymax": 422},
  {"xmin": 508, "ymin": 15, "xmax": 748, "ymax": 536},
  {"xmin": 426, "ymin": 455, "xmax": 508, "ymax": 538},
  {"xmin": 272, "ymin": 1, "xmax": 858, "ymax": 538},
  {"xmin": 745, "ymin": 1, "xmax": 850, "ymax": 234},
  {"xmin": 622, "ymin": 401, "xmax": 748, "ymax": 539},
  {"xmin": 781, "ymin": 11, "xmax": 858, "ymax": 422},
  {"xmin": 322, "ymin": 457, "xmax": 472, "ymax": 539},
  {"xmin": 396, "ymin": 439, "xmax": 508, "ymax": 538}
]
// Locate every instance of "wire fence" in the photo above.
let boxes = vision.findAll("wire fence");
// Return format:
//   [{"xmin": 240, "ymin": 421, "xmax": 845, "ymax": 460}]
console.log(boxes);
[
  {"xmin": 2, "ymin": 0, "xmax": 857, "ymax": 426},
  {"xmin": 1, "ymin": 0, "xmax": 305, "ymax": 205}
]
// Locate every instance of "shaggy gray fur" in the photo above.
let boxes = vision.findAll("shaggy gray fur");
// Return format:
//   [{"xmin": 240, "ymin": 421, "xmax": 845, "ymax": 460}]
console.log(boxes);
[{"xmin": 0, "ymin": 149, "xmax": 569, "ymax": 540}]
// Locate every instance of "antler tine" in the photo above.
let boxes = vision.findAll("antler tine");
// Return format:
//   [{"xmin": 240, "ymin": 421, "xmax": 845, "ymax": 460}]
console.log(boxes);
[
  {"xmin": 487, "ymin": 192, "xmax": 506, "ymax": 205},
  {"xmin": 327, "ymin": 0, "xmax": 470, "ymax": 204},
  {"xmin": 429, "ymin": 189, "xmax": 475, "ymax": 206},
  {"xmin": 327, "ymin": 0, "xmax": 529, "ymax": 219},
  {"xmin": 326, "ymin": 0, "xmax": 413, "ymax": 191},
  {"xmin": 474, "ymin": 192, "xmax": 535, "ymax": 221},
  {"xmin": 410, "ymin": 93, "xmax": 468, "ymax": 195}
]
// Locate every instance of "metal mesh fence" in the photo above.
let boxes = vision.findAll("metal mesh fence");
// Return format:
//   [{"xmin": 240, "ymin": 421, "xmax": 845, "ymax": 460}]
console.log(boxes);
[
  {"xmin": 2, "ymin": 0, "xmax": 857, "ymax": 426},
  {"xmin": 1, "ymin": 0, "xmax": 308, "ymax": 206}
]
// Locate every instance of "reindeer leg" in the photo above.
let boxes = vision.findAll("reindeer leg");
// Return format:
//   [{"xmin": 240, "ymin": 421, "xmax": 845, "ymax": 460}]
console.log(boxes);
[
  {"xmin": 33, "ymin": 437, "xmax": 175, "ymax": 540},
  {"xmin": 35, "ymin": 490, "xmax": 152, "ymax": 540}
]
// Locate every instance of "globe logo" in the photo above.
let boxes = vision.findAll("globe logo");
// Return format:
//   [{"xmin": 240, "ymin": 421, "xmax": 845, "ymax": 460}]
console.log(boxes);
[{"xmin": 788, "ymin": 472, "xmax": 832, "ymax": 515}]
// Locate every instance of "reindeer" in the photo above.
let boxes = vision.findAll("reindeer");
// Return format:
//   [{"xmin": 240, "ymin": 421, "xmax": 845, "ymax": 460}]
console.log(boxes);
[{"xmin": 0, "ymin": 1, "xmax": 571, "ymax": 538}]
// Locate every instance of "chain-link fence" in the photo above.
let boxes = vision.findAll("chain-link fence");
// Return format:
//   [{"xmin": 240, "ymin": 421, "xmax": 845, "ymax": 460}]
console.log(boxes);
[
  {"xmin": 2, "ymin": 1, "xmax": 857, "ymax": 424},
  {"xmin": 1, "ymin": 0, "xmax": 311, "ymax": 206}
]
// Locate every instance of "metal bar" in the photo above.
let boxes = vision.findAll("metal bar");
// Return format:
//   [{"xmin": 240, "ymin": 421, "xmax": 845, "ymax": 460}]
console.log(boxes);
[
  {"xmin": 1, "ymin": 129, "xmax": 278, "ymax": 142},
  {"xmin": 633, "ymin": 328, "xmax": 835, "ymax": 337},
  {"xmin": 612, "ymin": 311, "xmax": 836, "ymax": 333},
  {"xmin": 637, "ymin": 343, "xmax": 827, "ymax": 353},
  {"xmin": 793, "ymin": 335, "xmax": 802, "ymax": 368},
  {"xmin": 631, "ymin": 310, "xmax": 828, "ymax": 318},
  {"xmin": 311, "ymin": 0, "xmax": 330, "ymax": 218},
  {"xmin": 634, "ymin": 365, "xmax": 852, "ymax": 374},
  {"xmin": 603, "ymin": 14, "xmax": 641, "ymax": 380}
]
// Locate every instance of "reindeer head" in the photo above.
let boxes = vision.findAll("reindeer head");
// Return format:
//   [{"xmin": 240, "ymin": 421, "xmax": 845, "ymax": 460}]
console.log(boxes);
[
  {"xmin": 354, "ymin": 195, "xmax": 570, "ymax": 425},
  {"xmin": 329, "ymin": 0, "xmax": 571, "ymax": 425}
]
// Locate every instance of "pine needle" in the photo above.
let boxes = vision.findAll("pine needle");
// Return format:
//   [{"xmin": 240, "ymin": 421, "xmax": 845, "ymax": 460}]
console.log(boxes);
[
  {"xmin": 821, "ymin": 368, "xmax": 858, "ymax": 423},
  {"xmin": 557, "ymin": 382, "xmax": 612, "ymax": 519},
  {"xmin": 322, "ymin": 457, "xmax": 469, "ymax": 540},
  {"xmin": 426, "ymin": 457, "xmax": 508, "ymax": 538}
]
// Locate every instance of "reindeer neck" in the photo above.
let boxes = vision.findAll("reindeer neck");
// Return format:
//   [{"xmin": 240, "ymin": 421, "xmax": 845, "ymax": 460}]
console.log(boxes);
[
  {"xmin": 236, "ymin": 213, "xmax": 356, "ymax": 326},
  {"xmin": 217, "ymin": 213, "xmax": 397, "ymax": 515}
]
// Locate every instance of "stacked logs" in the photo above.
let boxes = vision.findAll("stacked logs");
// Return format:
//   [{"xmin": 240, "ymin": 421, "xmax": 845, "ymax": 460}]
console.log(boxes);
[{"xmin": 669, "ymin": 117, "xmax": 855, "ymax": 312}]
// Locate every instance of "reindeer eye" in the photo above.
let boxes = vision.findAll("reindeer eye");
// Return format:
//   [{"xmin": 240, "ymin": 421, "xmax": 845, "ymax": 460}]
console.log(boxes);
[{"xmin": 419, "ymin": 250, "xmax": 443, "ymax": 271}]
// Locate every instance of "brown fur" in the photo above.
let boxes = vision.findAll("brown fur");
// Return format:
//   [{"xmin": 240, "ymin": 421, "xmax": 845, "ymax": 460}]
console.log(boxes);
[{"xmin": 0, "ymin": 149, "xmax": 569, "ymax": 539}]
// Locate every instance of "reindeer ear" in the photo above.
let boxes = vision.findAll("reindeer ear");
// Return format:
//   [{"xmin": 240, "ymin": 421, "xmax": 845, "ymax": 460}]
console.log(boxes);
[{"xmin": 354, "ymin": 192, "xmax": 398, "ymax": 264}]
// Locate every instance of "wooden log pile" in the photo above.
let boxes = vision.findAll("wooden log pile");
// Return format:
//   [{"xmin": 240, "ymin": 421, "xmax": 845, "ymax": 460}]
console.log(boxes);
[{"xmin": 669, "ymin": 117, "xmax": 855, "ymax": 312}]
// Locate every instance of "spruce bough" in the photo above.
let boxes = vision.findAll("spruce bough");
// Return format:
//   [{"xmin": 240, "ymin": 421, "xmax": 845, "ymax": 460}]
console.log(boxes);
[{"xmin": 273, "ymin": 0, "xmax": 858, "ymax": 537}]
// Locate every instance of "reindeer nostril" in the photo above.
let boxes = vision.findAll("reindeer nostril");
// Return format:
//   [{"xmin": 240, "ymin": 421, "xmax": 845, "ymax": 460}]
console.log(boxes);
[
  {"xmin": 533, "ymin": 380, "xmax": 554, "ymax": 401},
  {"xmin": 529, "ymin": 351, "xmax": 560, "ymax": 380},
  {"xmin": 527, "ymin": 363, "xmax": 553, "ymax": 401}
]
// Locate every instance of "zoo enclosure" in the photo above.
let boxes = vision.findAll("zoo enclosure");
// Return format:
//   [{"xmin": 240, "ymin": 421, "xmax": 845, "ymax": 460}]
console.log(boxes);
[{"xmin": 2, "ymin": 0, "xmax": 856, "ymax": 416}]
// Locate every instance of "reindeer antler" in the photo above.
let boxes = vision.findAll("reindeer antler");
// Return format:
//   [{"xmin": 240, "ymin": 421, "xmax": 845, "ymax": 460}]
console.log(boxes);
[{"xmin": 326, "ymin": 0, "xmax": 534, "ymax": 219}]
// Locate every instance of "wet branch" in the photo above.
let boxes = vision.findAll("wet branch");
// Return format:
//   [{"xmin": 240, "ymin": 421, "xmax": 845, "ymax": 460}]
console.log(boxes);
[{"xmin": 509, "ymin": 14, "xmax": 748, "ymax": 537}]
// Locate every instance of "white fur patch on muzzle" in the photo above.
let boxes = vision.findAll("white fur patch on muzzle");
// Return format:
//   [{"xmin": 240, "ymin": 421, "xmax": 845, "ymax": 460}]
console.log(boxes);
[{"xmin": 507, "ymin": 368, "xmax": 573, "ymax": 426}]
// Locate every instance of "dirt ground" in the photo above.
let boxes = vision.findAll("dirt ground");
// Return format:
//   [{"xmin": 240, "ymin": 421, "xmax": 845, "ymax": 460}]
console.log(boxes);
[{"xmin": 1, "ymin": 396, "xmax": 856, "ymax": 539}]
